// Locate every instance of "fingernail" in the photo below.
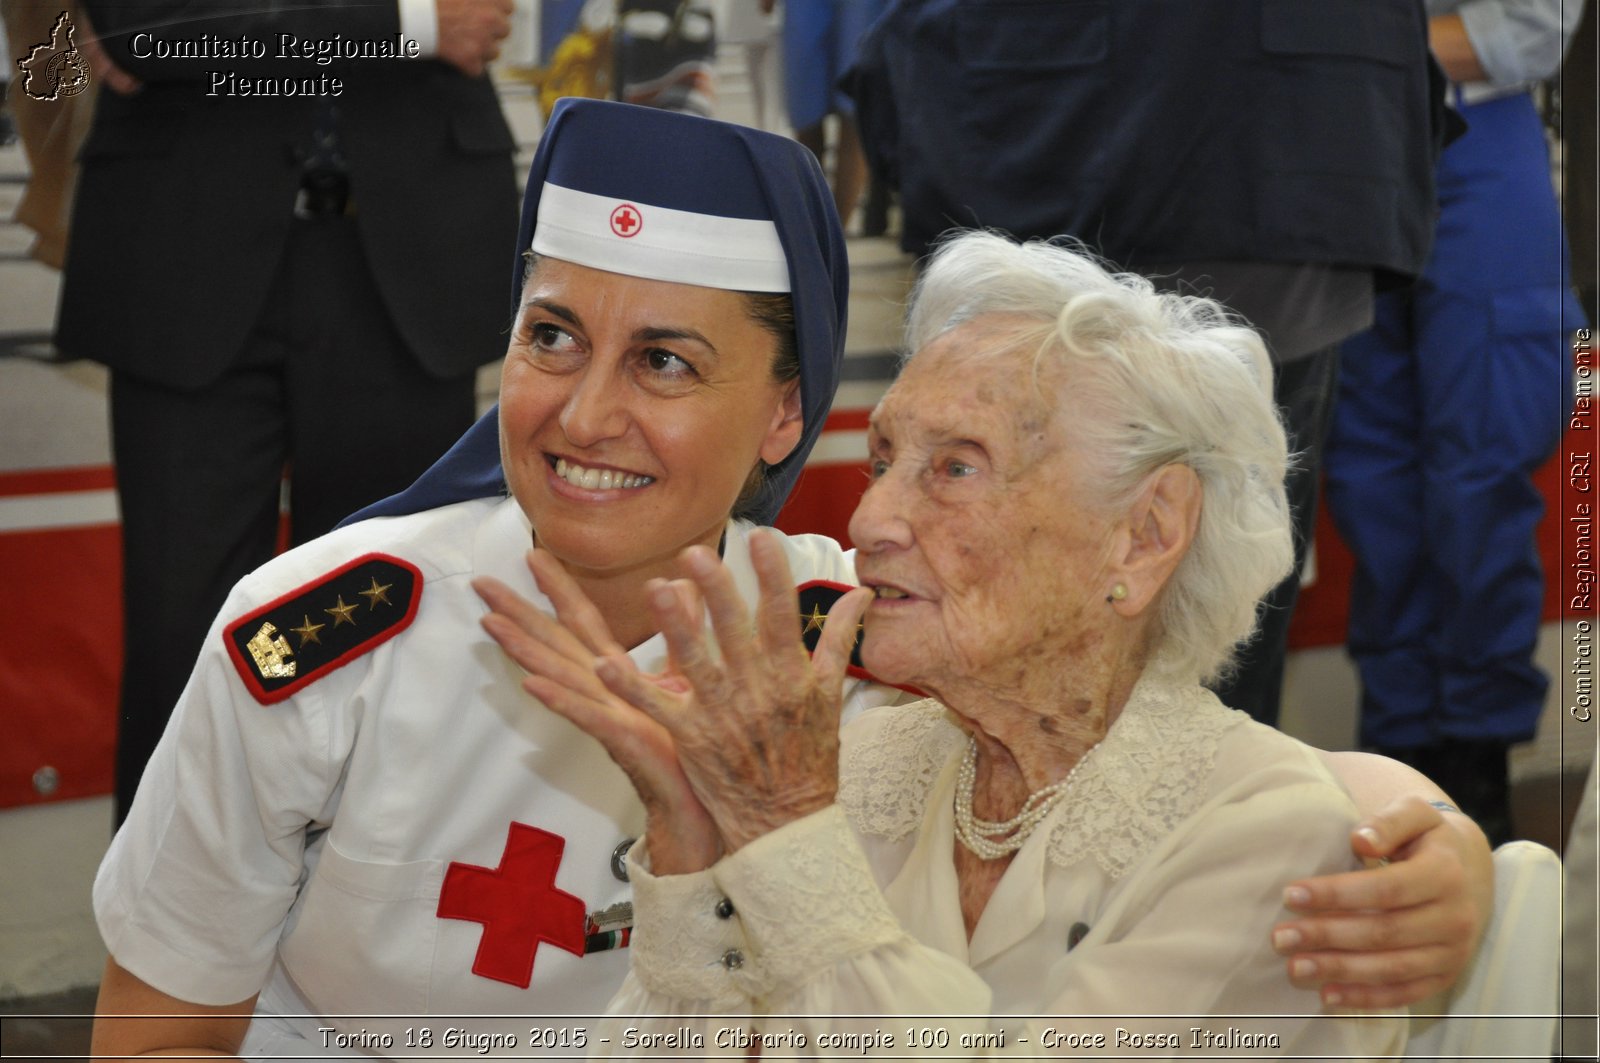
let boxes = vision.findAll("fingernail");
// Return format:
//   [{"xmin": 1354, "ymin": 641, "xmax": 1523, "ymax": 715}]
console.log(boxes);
[
  {"xmin": 1290, "ymin": 958, "xmax": 1316, "ymax": 980},
  {"xmin": 650, "ymin": 584, "xmax": 676, "ymax": 609},
  {"xmin": 1272, "ymin": 928, "xmax": 1301, "ymax": 951},
  {"xmin": 1283, "ymin": 885, "xmax": 1311, "ymax": 907},
  {"xmin": 1356, "ymin": 826, "xmax": 1382, "ymax": 848},
  {"xmin": 1323, "ymin": 988, "xmax": 1343, "ymax": 1007}
]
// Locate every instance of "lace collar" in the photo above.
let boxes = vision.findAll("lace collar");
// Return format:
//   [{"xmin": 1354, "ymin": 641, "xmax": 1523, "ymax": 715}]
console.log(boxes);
[{"xmin": 840, "ymin": 676, "xmax": 1245, "ymax": 879}]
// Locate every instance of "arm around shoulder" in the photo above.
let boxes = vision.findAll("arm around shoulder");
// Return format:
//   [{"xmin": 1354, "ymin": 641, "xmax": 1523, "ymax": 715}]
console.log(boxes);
[
  {"xmin": 1281, "ymin": 751, "xmax": 1494, "ymax": 1007},
  {"xmin": 1316, "ymin": 750, "xmax": 1492, "ymax": 923}
]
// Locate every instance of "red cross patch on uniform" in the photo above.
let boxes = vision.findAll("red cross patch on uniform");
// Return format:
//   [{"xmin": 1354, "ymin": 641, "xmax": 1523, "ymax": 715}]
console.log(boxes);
[
  {"xmin": 438, "ymin": 822, "xmax": 589, "ymax": 988},
  {"xmin": 223, "ymin": 553, "xmax": 422, "ymax": 705}
]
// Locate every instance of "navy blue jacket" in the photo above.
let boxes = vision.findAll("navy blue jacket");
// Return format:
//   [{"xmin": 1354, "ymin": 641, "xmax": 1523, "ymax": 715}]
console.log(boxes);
[
  {"xmin": 58, "ymin": 1, "xmax": 518, "ymax": 389},
  {"xmin": 845, "ymin": 0, "xmax": 1443, "ymax": 286}
]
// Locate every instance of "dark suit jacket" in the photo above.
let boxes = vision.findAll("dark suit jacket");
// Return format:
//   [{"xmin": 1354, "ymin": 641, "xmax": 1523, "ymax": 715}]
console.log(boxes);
[
  {"xmin": 57, "ymin": 1, "xmax": 518, "ymax": 389},
  {"xmin": 845, "ymin": 0, "xmax": 1442, "ymax": 287}
]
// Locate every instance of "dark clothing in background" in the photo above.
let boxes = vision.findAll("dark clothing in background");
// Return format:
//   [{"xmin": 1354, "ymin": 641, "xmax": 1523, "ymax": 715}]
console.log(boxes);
[
  {"xmin": 844, "ymin": 0, "xmax": 1443, "ymax": 725},
  {"xmin": 56, "ymin": 1, "xmax": 518, "ymax": 821},
  {"xmin": 845, "ymin": 0, "xmax": 1439, "ymax": 282}
]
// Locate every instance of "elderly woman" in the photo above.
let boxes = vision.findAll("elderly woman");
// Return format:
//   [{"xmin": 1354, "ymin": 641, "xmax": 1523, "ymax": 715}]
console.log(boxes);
[{"xmin": 480, "ymin": 232, "xmax": 1460, "ymax": 1053}]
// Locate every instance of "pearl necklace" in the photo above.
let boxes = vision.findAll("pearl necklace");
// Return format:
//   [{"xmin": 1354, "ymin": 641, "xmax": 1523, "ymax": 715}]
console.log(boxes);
[{"xmin": 953, "ymin": 736, "xmax": 1092, "ymax": 860}]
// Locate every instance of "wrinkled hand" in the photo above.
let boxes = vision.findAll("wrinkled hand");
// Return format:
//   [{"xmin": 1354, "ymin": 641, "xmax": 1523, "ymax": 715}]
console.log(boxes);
[
  {"xmin": 594, "ymin": 531, "xmax": 872, "ymax": 853},
  {"xmin": 436, "ymin": 0, "xmax": 513, "ymax": 77},
  {"xmin": 1271, "ymin": 795, "xmax": 1491, "ymax": 1008},
  {"xmin": 474, "ymin": 551, "xmax": 717, "ymax": 874}
]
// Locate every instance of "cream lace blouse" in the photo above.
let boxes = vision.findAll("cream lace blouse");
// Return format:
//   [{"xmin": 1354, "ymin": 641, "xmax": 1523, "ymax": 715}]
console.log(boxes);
[{"xmin": 594, "ymin": 677, "xmax": 1406, "ymax": 1059}]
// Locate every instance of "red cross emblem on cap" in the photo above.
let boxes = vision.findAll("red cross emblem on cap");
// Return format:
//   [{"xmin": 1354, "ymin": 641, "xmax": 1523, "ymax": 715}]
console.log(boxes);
[{"xmin": 609, "ymin": 203, "xmax": 642, "ymax": 238}]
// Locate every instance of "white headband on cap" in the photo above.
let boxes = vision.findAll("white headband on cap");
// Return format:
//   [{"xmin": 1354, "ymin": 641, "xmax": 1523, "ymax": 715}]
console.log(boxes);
[{"xmin": 531, "ymin": 183, "xmax": 791, "ymax": 293}]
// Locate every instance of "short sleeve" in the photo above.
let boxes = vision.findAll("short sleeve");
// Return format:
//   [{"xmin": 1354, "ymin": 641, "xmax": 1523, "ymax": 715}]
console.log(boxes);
[
  {"xmin": 93, "ymin": 581, "xmax": 351, "ymax": 1006},
  {"xmin": 1454, "ymin": 0, "xmax": 1575, "ymax": 84}
]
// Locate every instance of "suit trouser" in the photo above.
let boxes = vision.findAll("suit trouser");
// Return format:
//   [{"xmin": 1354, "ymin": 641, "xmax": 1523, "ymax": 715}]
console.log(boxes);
[
  {"xmin": 110, "ymin": 216, "xmax": 479, "ymax": 820},
  {"xmin": 1324, "ymin": 92, "xmax": 1582, "ymax": 750}
]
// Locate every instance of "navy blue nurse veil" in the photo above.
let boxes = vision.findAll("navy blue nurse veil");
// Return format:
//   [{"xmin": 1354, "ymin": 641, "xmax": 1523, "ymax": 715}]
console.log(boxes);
[{"xmin": 343, "ymin": 98, "xmax": 849, "ymax": 528}]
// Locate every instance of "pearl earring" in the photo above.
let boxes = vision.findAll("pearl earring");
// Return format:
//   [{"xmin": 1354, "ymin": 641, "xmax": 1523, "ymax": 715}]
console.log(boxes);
[{"xmin": 1106, "ymin": 583, "xmax": 1128, "ymax": 603}]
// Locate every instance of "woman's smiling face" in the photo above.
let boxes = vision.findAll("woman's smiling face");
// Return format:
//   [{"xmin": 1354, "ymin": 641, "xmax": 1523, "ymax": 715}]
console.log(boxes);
[{"xmin": 499, "ymin": 257, "xmax": 802, "ymax": 580}]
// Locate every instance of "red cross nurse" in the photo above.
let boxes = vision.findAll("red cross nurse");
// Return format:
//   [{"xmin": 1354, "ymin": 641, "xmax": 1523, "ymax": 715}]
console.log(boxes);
[{"xmin": 90, "ymin": 98, "xmax": 871, "ymax": 1055}]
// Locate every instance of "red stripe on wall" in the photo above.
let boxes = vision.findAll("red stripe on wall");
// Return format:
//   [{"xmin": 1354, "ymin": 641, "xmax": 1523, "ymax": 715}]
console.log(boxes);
[
  {"xmin": 0, "ymin": 524, "xmax": 122, "ymax": 806},
  {"xmin": 822, "ymin": 409, "xmax": 872, "ymax": 432},
  {"xmin": 1275, "ymin": 437, "xmax": 1574, "ymax": 649},
  {"xmin": 0, "ymin": 465, "xmax": 118, "ymax": 497}
]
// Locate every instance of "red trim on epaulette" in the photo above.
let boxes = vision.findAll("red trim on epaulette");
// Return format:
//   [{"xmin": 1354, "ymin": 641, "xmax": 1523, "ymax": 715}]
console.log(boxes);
[
  {"xmin": 795, "ymin": 578, "xmax": 926, "ymax": 698},
  {"xmin": 223, "ymin": 552, "xmax": 424, "ymax": 705},
  {"xmin": 844, "ymin": 661, "xmax": 928, "ymax": 697},
  {"xmin": 796, "ymin": 578, "xmax": 857, "ymax": 595}
]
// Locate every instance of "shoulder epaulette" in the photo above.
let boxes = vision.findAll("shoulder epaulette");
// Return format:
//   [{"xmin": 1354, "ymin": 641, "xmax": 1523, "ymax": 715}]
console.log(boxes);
[
  {"xmin": 224, "ymin": 553, "xmax": 423, "ymax": 704},
  {"xmin": 795, "ymin": 580, "xmax": 924, "ymax": 696}
]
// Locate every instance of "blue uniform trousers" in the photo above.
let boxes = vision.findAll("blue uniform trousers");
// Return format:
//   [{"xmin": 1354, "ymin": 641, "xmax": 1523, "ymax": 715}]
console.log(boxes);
[
  {"xmin": 781, "ymin": 0, "xmax": 884, "ymax": 129},
  {"xmin": 1325, "ymin": 92, "xmax": 1583, "ymax": 749}
]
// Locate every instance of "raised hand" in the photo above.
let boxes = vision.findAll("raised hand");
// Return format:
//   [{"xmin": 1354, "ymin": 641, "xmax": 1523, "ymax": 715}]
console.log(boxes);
[
  {"xmin": 473, "ymin": 550, "xmax": 717, "ymax": 874},
  {"xmin": 594, "ymin": 530, "xmax": 872, "ymax": 852}
]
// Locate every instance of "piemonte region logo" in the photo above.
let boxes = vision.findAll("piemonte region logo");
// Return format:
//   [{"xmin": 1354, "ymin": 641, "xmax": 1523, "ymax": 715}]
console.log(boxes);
[{"xmin": 18, "ymin": 11, "xmax": 91, "ymax": 102}]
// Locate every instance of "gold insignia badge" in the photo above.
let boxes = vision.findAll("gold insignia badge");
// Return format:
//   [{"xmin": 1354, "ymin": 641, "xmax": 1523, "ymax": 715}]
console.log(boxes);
[
  {"xmin": 802, "ymin": 603, "xmax": 829, "ymax": 634},
  {"xmin": 225, "ymin": 552, "xmax": 423, "ymax": 704},
  {"xmin": 246, "ymin": 622, "xmax": 297, "ymax": 679}
]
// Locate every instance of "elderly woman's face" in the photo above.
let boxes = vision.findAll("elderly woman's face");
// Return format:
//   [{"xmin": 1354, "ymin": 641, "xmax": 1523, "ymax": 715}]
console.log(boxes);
[
  {"xmin": 849, "ymin": 320, "xmax": 1120, "ymax": 695},
  {"xmin": 500, "ymin": 258, "xmax": 800, "ymax": 576}
]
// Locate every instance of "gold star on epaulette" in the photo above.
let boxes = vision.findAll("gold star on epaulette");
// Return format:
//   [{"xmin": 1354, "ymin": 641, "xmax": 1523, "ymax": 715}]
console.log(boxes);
[
  {"xmin": 290, "ymin": 615, "xmax": 326, "ymax": 647},
  {"xmin": 802, "ymin": 603, "xmax": 828, "ymax": 634},
  {"xmin": 325, "ymin": 596, "xmax": 360, "ymax": 627},
  {"xmin": 359, "ymin": 576, "xmax": 394, "ymax": 609}
]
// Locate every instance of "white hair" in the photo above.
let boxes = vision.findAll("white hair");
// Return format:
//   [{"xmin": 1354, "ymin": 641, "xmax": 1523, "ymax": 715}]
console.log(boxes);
[{"xmin": 904, "ymin": 231, "xmax": 1294, "ymax": 684}]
